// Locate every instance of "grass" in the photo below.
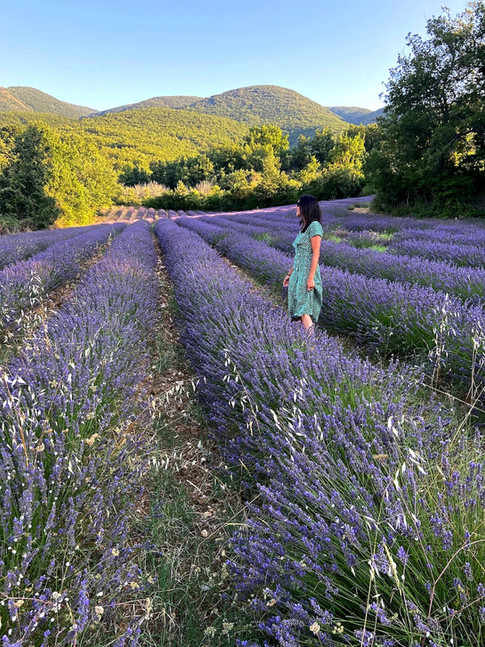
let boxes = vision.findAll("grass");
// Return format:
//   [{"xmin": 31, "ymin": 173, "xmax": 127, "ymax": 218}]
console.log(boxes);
[{"xmin": 136, "ymin": 260, "xmax": 254, "ymax": 647}]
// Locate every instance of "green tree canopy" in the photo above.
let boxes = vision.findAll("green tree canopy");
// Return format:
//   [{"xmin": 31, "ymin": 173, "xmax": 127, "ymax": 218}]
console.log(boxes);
[
  {"xmin": 0, "ymin": 125, "xmax": 59, "ymax": 228},
  {"xmin": 365, "ymin": 1, "xmax": 485, "ymax": 215}
]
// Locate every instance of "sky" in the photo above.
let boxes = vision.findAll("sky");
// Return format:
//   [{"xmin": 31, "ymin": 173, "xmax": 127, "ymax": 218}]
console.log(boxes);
[{"xmin": 0, "ymin": 0, "xmax": 472, "ymax": 112}]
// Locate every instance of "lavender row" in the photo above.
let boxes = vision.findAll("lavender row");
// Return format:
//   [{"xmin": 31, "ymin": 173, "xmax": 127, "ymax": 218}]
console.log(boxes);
[
  {"xmin": 154, "ymin": 219, "xmax": 484, "ymax": 646},
  {"xmin": 390, "ymin": 237, "xmax": 485, "ymax": 267},
  {"xmin": 0, "ymin": 225, "xmax": 108, "ymax": 271},
  {"xmin": 0, "ymin": 220, "xmax": 158, "ymax": 645},
  {"xmin": 207, "ymin": 214, "xmax": 397, "ymax": 253},
  {"xmin": 205, "ymin": 216, "xmax": 485, "ymax": 303},
  {"xmin": 211, "ymin": 208, "xmax": 485, "ymax": 269},
  {"xmin": 176, "ymin": 217, "xmax": 485, "ymax": 400},
  {"xmin": 396, "ymin": 225, "xmax": 485, "ymax": 248},
  {"xmin": 154, "ymin": 218, "xmax": 426, "ymax": 481},
  {"xmin": 0, "ymin": 223, "xmax": 125, "ymax": 331},
  {"xmin": 214, "ymin": 202, "xmax": 485, "ymax": 239}
]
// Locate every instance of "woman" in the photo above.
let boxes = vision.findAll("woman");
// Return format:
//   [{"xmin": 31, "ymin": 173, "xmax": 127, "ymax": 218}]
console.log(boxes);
[{"xmin": 283, "ymin": 194, "xmax": 323, "ymax": 331}]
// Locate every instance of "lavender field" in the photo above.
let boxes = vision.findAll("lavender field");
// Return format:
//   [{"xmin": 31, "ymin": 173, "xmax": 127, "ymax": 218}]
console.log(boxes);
[{"xmin": 1, "ymin": 200, "xmax": 484, "ymax": 647}]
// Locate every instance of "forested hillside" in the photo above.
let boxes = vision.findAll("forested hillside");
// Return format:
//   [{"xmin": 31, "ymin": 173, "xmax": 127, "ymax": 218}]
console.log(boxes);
[
  {"xmin": 0, "ymin": 107, "xmax": 250, "ymax": 170},
  {"xmin": 181, "ymin": 85, "xmax": 349, "ymax": 144},
  {"xmin": 1, "ymin": 86, "xmax": 94, "ymax": 117},
  {"xmin": 95, "ymin": 95, "xmax": 204, "ymax": 114},
  {"xmin": 329, "ymin": 106, "xmax": 385, "ymax": 125}
]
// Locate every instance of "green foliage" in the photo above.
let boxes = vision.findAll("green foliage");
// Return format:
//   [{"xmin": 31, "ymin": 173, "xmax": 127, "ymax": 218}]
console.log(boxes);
[
  {"xmin": 303, "ymin": 163, "xmax": 365, "ymax": 200},
  {"xmin": 0, "ymin": 107, "xmax": 249, "ymax": 174},
  {"xmin": 283, "ymin": 134, "xmax": 312, "ymax": 170},
  {"xmin": 143, "ymin": 124, "xmax": 369, "ymax": 211},
  {"xmin": 0, "ymin": 123, "xmax": 119, "ymax": 228},
  {"xmin": 96, "ymin": 95, "xmax": 203, "ymax": 115},
  {"xmin": 45, "ymin": 129, "xmax": 119, "ymax": 227},
  {"xmin": 365, "ymin": 2, "xmax": 485, "ymax": 216},
  {"xmin": 310, "ymin": 127, "xmax": 335, "ymax": 164},
  {"xmin": 150, "ymin": 154, "xmax": 215, "ymax": 190},
  {"xmin": 327, "ymin": 105, "xmax": 375, "ymax": 124},
  {"xmin": 118, "ymin": 165, "xmax": 151, "ymax": 185},
  {"xmin": 114, "ymin": 181, "xmax": 168, "ymax": 205},
  {"xmin": 242, "ymin": 124, "xmax": 289, "ymax": 155},
  {"xmin": 330, "ymin": 131, "xmax": 366, "ymax": 169},
  {"xmin": 296, "ymin": 156, "xmax": 321, "ymax": 185},
  {"xmin": 0, "ymin": 125, "xmax": 21, "ymax": 171},
  {"xmin": 0, "ymin": 125, "xmax": 59, "ymax": 228}
]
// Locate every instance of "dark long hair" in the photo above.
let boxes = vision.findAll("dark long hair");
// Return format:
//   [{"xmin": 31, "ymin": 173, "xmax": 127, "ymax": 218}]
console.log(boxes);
[{"xmin": 297, "ymin": 194, "xmax": 322, "ymax": 232}]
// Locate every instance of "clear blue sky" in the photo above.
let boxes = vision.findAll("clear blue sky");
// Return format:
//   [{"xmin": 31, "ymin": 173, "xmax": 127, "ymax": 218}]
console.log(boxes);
[{"xmin": 0, "ymin": 0, "xmax": 471, "ymax": 112}]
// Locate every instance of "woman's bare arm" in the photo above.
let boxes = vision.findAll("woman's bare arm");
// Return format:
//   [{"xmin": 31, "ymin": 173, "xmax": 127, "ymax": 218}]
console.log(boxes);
[{"xmin": 307, "ymin": 235, "xmax": 321, "ymax": 289}]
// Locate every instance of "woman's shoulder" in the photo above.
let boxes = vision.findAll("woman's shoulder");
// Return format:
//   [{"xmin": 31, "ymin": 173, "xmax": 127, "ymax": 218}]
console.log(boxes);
[{"xmin": 307, "ymin": 220, "xmax": 323, "ymax": 237}]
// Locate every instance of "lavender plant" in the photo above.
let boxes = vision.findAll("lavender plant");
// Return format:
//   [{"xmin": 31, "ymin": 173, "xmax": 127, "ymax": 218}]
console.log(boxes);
[
  {"xmin": 153, "ymin": 218, "xmax": 484, "ymax": 647},
  {"xmin": 0, "ymin": 225, "xmax": 103, "ymax": 271},
  {"xmin": 0, "ymin": 220, "xmax": 158, "ymax": 645},
  {"xmin": 175, "ymin": 218, "xmax": 485, "ymax": 403},
  {"xmin": 390, "ymin": 239, "xmax": 485, "ymax": 268},
  {"xmin": 0, "ymin": 224, "xmax": 125, "ymax": 332},
  {"xmin": 395, "ymin": 226, "xmax": 485, "ymax": 248}
]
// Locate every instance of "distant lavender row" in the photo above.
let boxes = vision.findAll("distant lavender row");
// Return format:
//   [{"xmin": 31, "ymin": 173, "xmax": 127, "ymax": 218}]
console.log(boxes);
[
  {"xmin": 154, "ymin": 219, "xmax": 484, "ymax": 646},
  {"xmin": 396, "ymin": 225, "xmax": 485, "ymax": 247},
  {"xmin": 390, "ymin": 237, "xmax": 485, "ymax": 267},
  {"xmin": 0, "ymin": 220, "xmax": 158, "ymax": 645},
  {"xmin": 213, "ymin": 203, "xmax": 485, "ymax": 238},
  {"xmin": 0, "ymin": 225, "xmax": 107, "ymax": 271},
  {"xmin": 0, "ymin": 224, "xmax": 124, "ymax": 331},
  {"xmin": 176, "ymin": 217, "xmax": 485, "ymax": 400},
  {"xmin": 206, "ymin": 217, "xmax": 485, "ymax": 303},
  {"xmin": 206, "ymin": 214, "xmax": 395, "ymax": 250}
]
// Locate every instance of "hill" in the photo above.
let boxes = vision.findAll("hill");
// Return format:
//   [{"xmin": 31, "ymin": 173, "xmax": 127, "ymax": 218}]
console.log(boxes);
[
  {"xmin": 0, "ymin": 107, "xmax": 249, "ymax": 169},
  {"xmin": 96, "ymin": 95, "xmax": 203, "ymax": 115},
  {"xmin": 329, "ymin": 106, "xmax": 385, "ymax": 125},
  {"xmin": 181, "ymin": 85, "xmax": 349, "ymax": 144},
  {"xmin": 328, "ymin": 106, "xmax": 374, "ymax": 124},
  {"xmin": 357, "ymin": 107, "xmax": 385, "ymax": 124},
  {"xmin": 0, "ymin": 87, "xmax": 33, "ymax": 112},
  {"xmin": 5, "ymin": 87, "xmax": 95, "ymax": 118}
]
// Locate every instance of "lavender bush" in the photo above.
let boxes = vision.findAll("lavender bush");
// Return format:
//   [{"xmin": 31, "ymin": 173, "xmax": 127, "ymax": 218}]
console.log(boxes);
[
  {"xmin": 389, "ymin": 239, "xmax": 485, "ymax": 267},
  {"xmin": 0, "ymin": 224, "xmax": 125, "ymax": 331},
  {"xmin": 153, "ymin": 218, "xmax": 484, "ymax": 647},
  {"xmin": 175, "ymin": 218, "xmax": 485, "ymax": 402},
  {"xmin": 395, "ymin": 225, "xmax": 485, "ymax": 248},
  {"xmin": 0, "ymin": 220, "xmax": 158, "ymax": 645},
  {"xmin": 0, "ymin": 225, "xmax": 102, "ymax": 271}
]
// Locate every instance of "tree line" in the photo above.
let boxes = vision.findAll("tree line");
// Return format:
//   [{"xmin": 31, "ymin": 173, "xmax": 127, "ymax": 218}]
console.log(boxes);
[{"xmin": 120, "ymin": 123, "xmax": 372, "ymax": 212}]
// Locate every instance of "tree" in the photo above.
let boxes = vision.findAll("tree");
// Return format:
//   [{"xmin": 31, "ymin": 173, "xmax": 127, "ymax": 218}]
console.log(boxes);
[
  {"xmin": 46, "ymin": 130, "xmax": 119, "ymax": 227},
  {"xmin": 243, "ymin": 124, "xmax": 289, "ymax": 156},
  {"xmin": 330, "ymin": 132, "xmax": 366, "ymax": 170},
  {"xmin": 290, "ymin": 135, "xmax": 312, "ymax": 170},
  {"xmin": 0, "ymin": 125, "xmax": 59, "ymax": 228},
  {"xmin": 310, "ymin": 127, "xmax": 335, "ymax": 165},
  {"xmin": 365, "ymin": 1, "xmax": 485, "ymax": 215}
]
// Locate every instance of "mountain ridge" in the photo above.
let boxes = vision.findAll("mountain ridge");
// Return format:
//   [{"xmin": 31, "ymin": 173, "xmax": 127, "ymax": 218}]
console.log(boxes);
[
  {"xmin": 5, "ymin": 86, "xmax": 95, "ymax": 117},
  {"xmin": 2, "ymin": 84, "xmax": 384, "ymax": 129}
]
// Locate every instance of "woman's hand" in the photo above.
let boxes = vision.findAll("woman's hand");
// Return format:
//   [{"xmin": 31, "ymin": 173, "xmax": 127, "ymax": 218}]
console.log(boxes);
[
  {"xmin": 307, "ymin": 276, "xmax": 315, "ymax": 290},
  {"xmin": 283, "ymin": 274, "xmax": 290, "ymax": 288}
]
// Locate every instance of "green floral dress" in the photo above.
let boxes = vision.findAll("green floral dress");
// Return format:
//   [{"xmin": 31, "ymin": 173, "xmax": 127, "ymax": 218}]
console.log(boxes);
[{"xmin": 288, "ymin": 220, "xmax": 323, "ymax": 322}]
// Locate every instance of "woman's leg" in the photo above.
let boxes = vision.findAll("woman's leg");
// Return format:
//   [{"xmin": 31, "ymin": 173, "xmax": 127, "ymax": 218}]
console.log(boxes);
[{"xmin": 300, "ymin": 314, "xmax": 313, "ymax": 330}]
